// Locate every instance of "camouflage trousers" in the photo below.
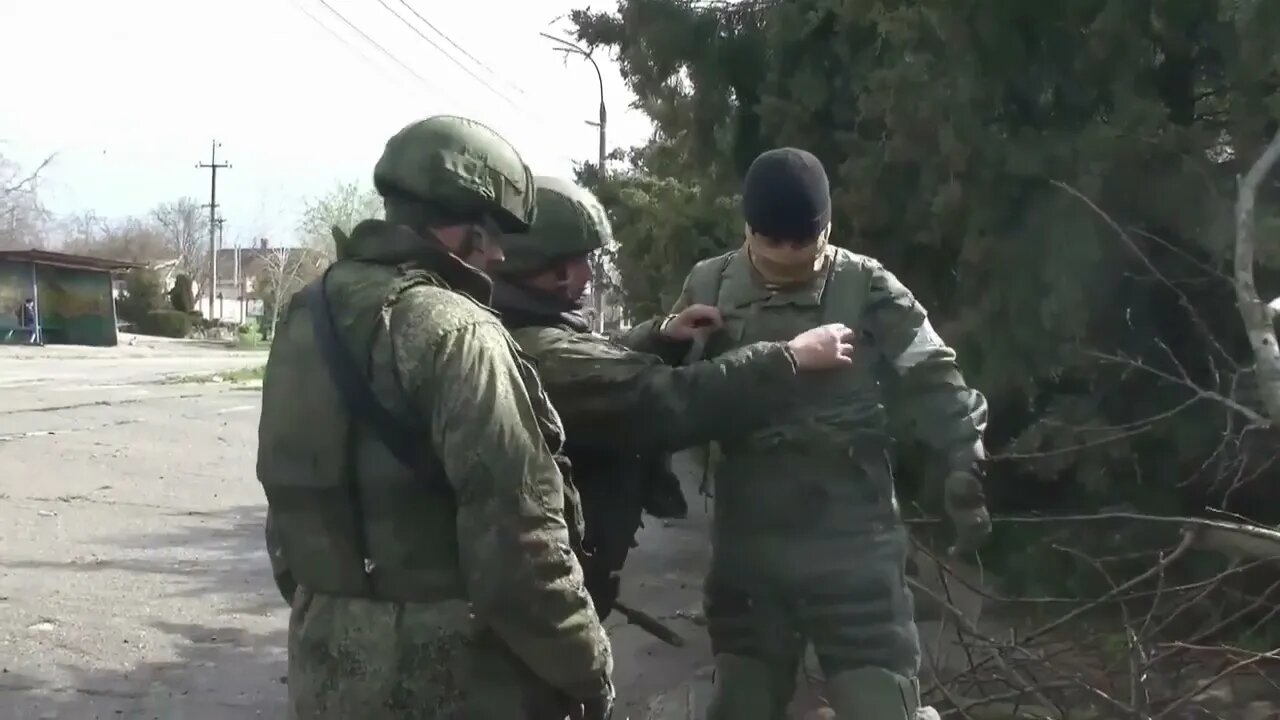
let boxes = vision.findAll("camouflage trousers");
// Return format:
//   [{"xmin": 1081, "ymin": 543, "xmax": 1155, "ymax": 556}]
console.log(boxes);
[
  {"xmin": 703, "ymin": 526, "xmax": 923, "ymax": 720},
  {"xmin": 286, "ymin": 588, "xmax": 570, "ymax": 719}
]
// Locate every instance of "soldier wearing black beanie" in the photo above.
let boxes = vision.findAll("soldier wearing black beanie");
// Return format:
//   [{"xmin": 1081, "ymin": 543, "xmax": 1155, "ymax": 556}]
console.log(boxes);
[
  {"xmin": 678, "ymin": 147, "xmax": 991, "ymax": 720},
  {"xmin": 742, "ymin": 147, "xmax": 832, "ymax": 243}
]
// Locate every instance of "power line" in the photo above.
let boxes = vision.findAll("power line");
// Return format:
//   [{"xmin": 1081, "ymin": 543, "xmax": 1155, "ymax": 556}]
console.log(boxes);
[
  {"xmin": 312, "ymin": 0, "xmax": 451, "ymax": 99},
  {"xmin": 366, "ymin": 1, "xmax": 576, "ymax": 167},
  {"xmin": 288, "ymin": 0, "xmax": 578, "ymax": 170},
  {"xmin": 394, "ymin": 0, "xmax": 529, "ymax": 99},
  {"xmin": 293, "ymin": 0, "xmax": 410, "ymax": 89},
  {"xmin": 369, "ymin": 0, "xmax": 521, "ymax": 111}
]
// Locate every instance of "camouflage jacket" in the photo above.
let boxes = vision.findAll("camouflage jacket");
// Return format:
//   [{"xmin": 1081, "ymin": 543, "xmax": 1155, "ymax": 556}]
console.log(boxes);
[
  {"xmin": 638, "ymin": 245, "xmax": 988, "ymax": 551},
  {"xmin": 257, "ymin": 220, "xmax": 610, "ymax": 712},
  {"xmin": 490, "ymin": 278, "xmax": 806, "ymax": 614}
]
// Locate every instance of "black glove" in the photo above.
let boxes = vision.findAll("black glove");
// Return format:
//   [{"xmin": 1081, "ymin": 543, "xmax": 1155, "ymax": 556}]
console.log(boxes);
[
  {"xmin": 641, "ymin": 454, "xmax": 688, "ymax": 520},
  {"xmin": 584, "ymin": 571, "xmax": 620, "ymax": 621}
]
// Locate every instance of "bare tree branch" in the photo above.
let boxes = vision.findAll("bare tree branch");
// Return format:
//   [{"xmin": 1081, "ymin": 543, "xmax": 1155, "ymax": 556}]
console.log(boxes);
[
  {"xmin": 1232, "ymin": 128, "xmax": 1280, "ymax": 425},
  {"xmin": 0, "ymin": 153, "xmax": 55, "ymax": 197},
  {"xmin": 297, "ymin": 182, "xmax": 382, "ymax": 261},
  {"xmin": 151, "ymin": 197, "xmax": 210, "ymax": 278},
  {"xmin": 257, "ymin": 246, "xmax": 324, "ymax": 337},
  {"xmin": 0, "ymin": 152, "xmax": 56, "ymax": 249},
  {"xmin": 1052, "ymin": 180, "xmax": 1238, "ymax": 370},
  {"xmin": 908, "ymin": 514, "xmax": 1280, "ymax": 719}
]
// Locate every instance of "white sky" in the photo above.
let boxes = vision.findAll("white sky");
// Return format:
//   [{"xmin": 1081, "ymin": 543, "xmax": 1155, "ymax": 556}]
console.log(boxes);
[{"xmin": 0, "ymin": 0, "xmax": 652, "ymax": 247}]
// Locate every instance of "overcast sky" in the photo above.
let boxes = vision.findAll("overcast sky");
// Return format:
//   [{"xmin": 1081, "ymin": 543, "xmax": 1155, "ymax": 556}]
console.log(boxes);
[{"xmin": 0, "ymin": 0, "xmax": 652, "ymax": 247}]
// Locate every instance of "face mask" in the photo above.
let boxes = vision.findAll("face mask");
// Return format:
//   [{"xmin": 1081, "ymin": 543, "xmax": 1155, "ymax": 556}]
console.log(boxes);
[{"xmin": 745, "ymin": 224, "xmax": 831, "ymax": 285}]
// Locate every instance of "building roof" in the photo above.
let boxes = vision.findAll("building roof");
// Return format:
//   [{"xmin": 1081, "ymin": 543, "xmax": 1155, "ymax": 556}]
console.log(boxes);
[{"xmin": 0, "ymin": 249, "xmax": 144, "ymax": 272}]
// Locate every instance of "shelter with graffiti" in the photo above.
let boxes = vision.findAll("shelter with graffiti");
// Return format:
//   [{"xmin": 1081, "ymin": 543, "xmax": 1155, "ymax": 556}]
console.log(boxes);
[{"xmin": 0, "ymin": 250, "xmax": 140, "ymax": 347}]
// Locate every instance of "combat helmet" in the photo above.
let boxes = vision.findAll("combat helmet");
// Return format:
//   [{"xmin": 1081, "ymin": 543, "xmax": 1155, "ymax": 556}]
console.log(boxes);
[
  {"xmin": 494, "ymin": 176, "xmax": 612, "ymax": 277},
  {"xmin": 373, "ymin": 115, "xmax": 536, "ymax": 233}
]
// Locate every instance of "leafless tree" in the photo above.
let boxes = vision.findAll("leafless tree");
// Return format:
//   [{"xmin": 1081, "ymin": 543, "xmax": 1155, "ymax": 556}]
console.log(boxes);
[
  {"xmin": 298, "ymin": 181, "xmax": 383, "ymax": 260},
  {"xmin": 256, "ymin": 246, "xmax": 324, "ymax": 337},
  {"xmin": 0, "ymin": 150, "xmax": 55, "ymax": 250},
  {"xmin": 59, "ymin": 210, "xmax": 107, "ymax": 249},
  {"xmin": 151, "ymin": 197, "xmax": 209, "ymax": 275},
  {"xmin": 73, "ymin": 218, "xmax": 171, "ymax": 263}
]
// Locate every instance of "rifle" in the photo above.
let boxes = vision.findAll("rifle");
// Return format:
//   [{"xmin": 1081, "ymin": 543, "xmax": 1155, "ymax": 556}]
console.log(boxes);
[{"xmin": 613, "ymin": 600, "xmax": 685, "ymax": 647}]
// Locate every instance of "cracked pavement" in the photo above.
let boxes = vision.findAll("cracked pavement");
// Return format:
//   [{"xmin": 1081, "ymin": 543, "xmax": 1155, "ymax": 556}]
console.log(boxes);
[{"xmin": 0, "ymin": 339, "xmax": 718, "ymax": 719}]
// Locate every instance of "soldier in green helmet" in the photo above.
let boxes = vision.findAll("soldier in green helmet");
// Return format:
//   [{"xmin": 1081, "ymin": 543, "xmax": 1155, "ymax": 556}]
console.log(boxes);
[
  {"xmin": 489, "ymin": 176, "xmax": 859, "ymax": 623},
  {"xmin": 632, "ymin": 148, "xmax": 991, "ymax": 720},
  {"xmin": 257, "ymin": 117, "xmax": 613, "ymax": 719}
]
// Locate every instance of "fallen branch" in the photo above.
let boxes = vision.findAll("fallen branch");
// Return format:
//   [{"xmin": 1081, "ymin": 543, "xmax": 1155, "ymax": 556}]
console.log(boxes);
[
  {"xmin": 907, "ymin": 511, "xmax": 1280, "ymax": 561},
  {"xmin": 907, "ymin": 510, "xmax": 1280, "ymax": 720},
  {"xmin": 908, "ymin": 577, "xmax": 1063, "ymax": 716}
]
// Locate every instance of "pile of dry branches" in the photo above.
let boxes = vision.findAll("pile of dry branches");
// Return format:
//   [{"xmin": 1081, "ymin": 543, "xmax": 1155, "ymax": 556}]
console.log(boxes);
[
  {"xmin": 910, "ymin": 514, "xmax": 1280, "ymax": 720},
  {"xmin": 896, "ymin": 128, "xmax": 1280, "ymax": 720}
]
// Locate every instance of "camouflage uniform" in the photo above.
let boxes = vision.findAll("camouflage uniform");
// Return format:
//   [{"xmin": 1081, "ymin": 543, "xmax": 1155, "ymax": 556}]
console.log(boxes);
[
  {"xmin": 257, "ymin": 117, "xmax": 611, "ymax": 719},
  {"xmin": 634, "ymin": 148, "xmax": 990, "ymax": 719},
  {"xmin": 490, "ymin": 176, "xmax": 807, "ymax": 620}
]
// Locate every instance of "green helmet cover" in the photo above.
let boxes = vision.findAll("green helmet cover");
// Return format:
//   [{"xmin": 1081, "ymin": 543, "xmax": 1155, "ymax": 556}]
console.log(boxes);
[
  {"xmin": 373, "ymin": 115, "xmax": 536, "ymax": 233},
  {"xmin": 495, "ymin": 176, "xmax": 612, "ymax": 277}
]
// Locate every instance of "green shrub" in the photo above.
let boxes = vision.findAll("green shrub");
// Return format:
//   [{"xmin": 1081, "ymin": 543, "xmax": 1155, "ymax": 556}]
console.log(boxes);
[
  {"xmin": 116, "ymin": 268, "xmax": 165, "ymax": 325},
  {"xmin": 169, "ymin": 274, "xmax": 196, "ymax": 312},
  {"xmin": 139, "ymin": 309, "xmax": 194, "ymax": 338},
  {"xmin": 235, "ymin": 320, "xmax": 264, "ymax": 348}
]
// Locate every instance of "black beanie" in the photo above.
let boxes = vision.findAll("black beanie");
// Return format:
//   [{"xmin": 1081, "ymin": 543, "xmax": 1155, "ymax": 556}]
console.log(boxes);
[{"xmin": 742, "ymin": 147, "xmax": 832, "ymax": 241}]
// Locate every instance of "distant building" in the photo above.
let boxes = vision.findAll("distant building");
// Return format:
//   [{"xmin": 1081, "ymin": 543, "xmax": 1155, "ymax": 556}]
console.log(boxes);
[
  {"xmin": 107, "ymin": 239, "xmax": 319, "ymax": 326},
  {"xmin": 207, "ymin": 239, "xmax": 270, "ymax": 325},
  {"xmin": 0, "ymin": 249, "xmax": 142, "ymax": 347}
]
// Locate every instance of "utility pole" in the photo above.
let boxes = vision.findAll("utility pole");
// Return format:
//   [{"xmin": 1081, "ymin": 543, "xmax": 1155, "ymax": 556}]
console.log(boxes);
[
  {"xmin": 215, "ymin": 216, "xmax": 226, "ymax": 321},
  {"xmin": 541, "ymin": 32, "xmax": 609, "ymax": 331},
  {"xmin": 235, "ymin": 238, "xmax": 245, "ymax": 324},
  {"xmin": 196, "ymin": 141, "xmax": 231, "ymax": 320}
]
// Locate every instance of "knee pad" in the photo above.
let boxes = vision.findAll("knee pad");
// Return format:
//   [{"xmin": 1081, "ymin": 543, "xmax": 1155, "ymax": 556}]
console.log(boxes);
[
  {"xmin": 705, "ymin": 654, "xmax": 795, "ymax": 720},
  {"xmin": 824, "ymin": 666, "xmax": 921, "ymax": 719}
]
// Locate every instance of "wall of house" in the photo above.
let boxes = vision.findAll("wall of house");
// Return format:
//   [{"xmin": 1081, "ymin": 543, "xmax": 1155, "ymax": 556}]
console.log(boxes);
[{"xmin": 200, "ymin": 282, "xmax": 264, "ymax": 325}]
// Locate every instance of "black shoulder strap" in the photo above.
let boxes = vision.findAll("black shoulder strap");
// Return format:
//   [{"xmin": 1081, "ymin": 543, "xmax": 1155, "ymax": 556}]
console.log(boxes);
[{"xmin": 304, "ymin": 268, "xmax": 427, "ymax": 476}]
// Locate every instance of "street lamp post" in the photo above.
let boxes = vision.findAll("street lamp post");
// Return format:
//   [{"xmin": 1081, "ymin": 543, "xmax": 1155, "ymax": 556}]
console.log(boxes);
[
  {"xmin": 541, "ymin": 32, "xmax": 609, "ymax": 332},
  {"xmin": 540, "ymin": 32, "xmax": 607, "ymax": 170}
]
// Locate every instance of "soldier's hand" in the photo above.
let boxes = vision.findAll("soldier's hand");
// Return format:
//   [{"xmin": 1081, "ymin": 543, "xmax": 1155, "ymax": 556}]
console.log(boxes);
[
  {"xmin": 786, "ymin": 323, "xmax": 856, "ymax": 370},
  {"xmin": 661, "ymin": 304, "xmax": 723, "ymax": 341},
  {"xmin": 944, "ymin": 469, "xmax": 991, "ymax": 556}
]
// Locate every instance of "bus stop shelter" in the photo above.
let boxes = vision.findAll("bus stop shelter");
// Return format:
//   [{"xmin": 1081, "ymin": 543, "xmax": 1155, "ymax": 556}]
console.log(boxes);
[{"xmin": 0, "ymin": 249, "xmax": 142, "ymax": 347}]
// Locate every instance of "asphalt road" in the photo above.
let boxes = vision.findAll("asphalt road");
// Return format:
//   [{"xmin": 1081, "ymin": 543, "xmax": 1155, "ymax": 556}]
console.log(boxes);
[{"xmin": 0, "ymin": 342, "xmax": 716, "ymax": 719}]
